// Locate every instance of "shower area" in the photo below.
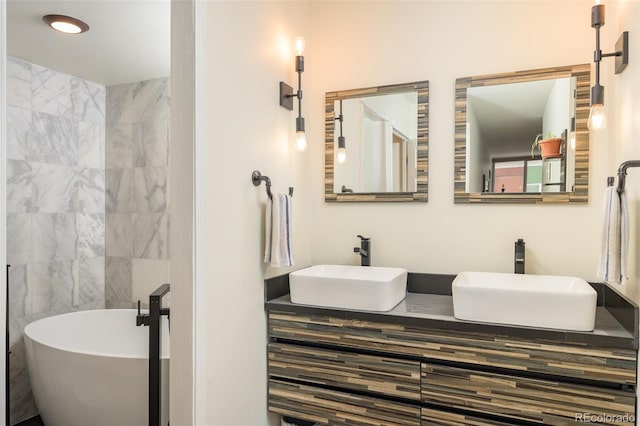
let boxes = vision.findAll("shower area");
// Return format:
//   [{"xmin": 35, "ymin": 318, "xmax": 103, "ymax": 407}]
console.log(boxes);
[{"xmin": 6, "ymin": 49, "xmax": 170, "ymax": 426}]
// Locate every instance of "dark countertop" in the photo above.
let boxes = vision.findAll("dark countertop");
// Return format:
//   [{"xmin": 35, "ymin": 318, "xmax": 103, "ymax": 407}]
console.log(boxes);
[{"xmin": 265, "ymin": 273, "xmax": 638, "ymax": 350}]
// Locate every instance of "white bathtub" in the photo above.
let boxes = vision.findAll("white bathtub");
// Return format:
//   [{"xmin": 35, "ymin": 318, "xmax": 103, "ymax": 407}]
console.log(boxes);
[{"xmin": 24, "ymin": 309, "xmax": 170, "ymax": 426}]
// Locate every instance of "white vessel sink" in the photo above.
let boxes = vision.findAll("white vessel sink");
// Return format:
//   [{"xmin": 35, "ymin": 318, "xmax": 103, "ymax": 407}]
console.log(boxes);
[
  {"xmin": 289, "ymin": 265, "xmax": 407, "ymax": 311},
  {"xmin": 452, "ymin": 271, "xmax": 597, "ymax": 331}
]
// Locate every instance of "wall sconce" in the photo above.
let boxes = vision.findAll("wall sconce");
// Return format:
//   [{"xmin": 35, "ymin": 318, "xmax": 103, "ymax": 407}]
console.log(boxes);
[
  {"xmin": 335, "ymin": 100, "xmax": 346, "ymax": 163},
  {"xmin": 279, "ymin": 37, "xmax": 307, "ymax": 151},
  {"xmin": 588, "ymin": 0, "xmax": 629, "ymax": 130}
]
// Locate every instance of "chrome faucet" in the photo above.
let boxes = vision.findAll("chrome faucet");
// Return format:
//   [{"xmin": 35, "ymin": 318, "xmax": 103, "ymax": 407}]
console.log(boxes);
[
  {"xmin": 514, "ymin": 239, "xmax": 525, "ymax": 274},
  {"xmin": 354, "ymin": 235, "xmax": 371, "ymax": 266}
]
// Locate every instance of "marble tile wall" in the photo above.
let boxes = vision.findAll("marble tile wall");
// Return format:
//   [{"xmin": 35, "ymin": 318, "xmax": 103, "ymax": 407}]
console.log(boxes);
[
  {"xmin": 105, "ymin": 78, "xmax": 171, "ymax": 308},
  {"xmin": 6, "ymin": 57, "xmax": 106, "ymax": 424}
]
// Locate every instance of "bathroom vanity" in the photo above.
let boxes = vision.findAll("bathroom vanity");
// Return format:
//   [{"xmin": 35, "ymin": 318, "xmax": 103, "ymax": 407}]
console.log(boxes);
[{"xmin": 265, "ymin": 273, "xmax": 638, "ymax": 426}]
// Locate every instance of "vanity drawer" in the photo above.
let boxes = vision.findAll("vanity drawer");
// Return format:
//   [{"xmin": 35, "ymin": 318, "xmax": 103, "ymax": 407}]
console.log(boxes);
[
  {"xmin": 268, "ymin": 343, "xmax": 421, "ymax": 401},
  {"xmin": 268, "ymin": 379, "xmax": 421, "ymax": 426},
  {"xmin": 421, "ymin": 408, "xmax": 513, "ymax": 425},
  {"xmin": 268, "ymin": 310, "xmax": 636, "ymax": 385},
  {"xmin": 421, "ymin": 363, "xmax": 635, "ymax": 426}
]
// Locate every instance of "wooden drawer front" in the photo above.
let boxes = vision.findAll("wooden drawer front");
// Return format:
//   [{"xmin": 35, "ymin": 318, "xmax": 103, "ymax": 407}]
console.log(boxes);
[
  {"xmin": 269, "ymin": 310, "xmax": 636, "ymax": 385},
  {"xmin": 421, "ymin": 363, "xmax": 635, "ymax": 426},
  {"xmin": 421, "ymin": 408, "xmax": 513, "ymax": 425},
  {"xmin": 269, "ymin": 379, "xmax": 421, "ymax": 426},
  {"xmin": 268, "ymin": 343, "xmax": 421, "ymax": 401}
]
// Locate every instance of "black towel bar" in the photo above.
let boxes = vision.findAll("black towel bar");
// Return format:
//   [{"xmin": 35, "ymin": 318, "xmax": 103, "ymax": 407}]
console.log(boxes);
[
  {"xmin": 251, "ymin": 170, "xmax": 293, "ymax": 199},
  {"xmin": 608, "ymin": 160, "xmax": 640, "ymax": 193}
]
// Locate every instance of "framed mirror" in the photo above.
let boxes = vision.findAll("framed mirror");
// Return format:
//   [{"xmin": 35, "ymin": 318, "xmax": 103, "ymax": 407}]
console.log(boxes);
[
  {"xmin": 454, "ymin": 64, "xmax": 590, "ymax": 204},
  {"xmin": 325, "ymin": 81, "xmax": 429, "ymax": 202}
]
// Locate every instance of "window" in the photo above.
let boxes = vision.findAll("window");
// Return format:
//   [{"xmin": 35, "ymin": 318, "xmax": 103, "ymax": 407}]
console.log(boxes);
[{"xmin": 493, "ymin": 158, "xmax": 543, "ymax": 193}]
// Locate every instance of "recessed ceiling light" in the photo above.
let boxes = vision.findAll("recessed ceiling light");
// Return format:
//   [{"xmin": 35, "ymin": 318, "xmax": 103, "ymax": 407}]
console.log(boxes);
[{"xmin": 42, "ymin": 14, "xmax": 90, "ymax": 34}]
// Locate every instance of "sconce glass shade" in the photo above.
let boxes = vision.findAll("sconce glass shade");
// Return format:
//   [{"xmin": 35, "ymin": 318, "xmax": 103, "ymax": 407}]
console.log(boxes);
[
  {"xmin": 337, "ymin": 147, "xmax": 347, "ymax": 163},
  {"xmin": 295, "ymin": 117, "xmax": 306, "ymax": 151},
  {"xmin": 588, "ymin": 84, "xmax": 606, "ymax": 130},
  {"xmin": 588, "ymin": 104, "xmax": 607, "ymax": 130},
  {"xmin": 337, "ymin": 135, "xmax": 346, "ymax": 163},
  {"xmin": 294, "ymin": 37, "xmax": 305, "ymax": 56},
  {"xmin": 296, "ymin": 131, "xmax": 307, "ymax": 151}
]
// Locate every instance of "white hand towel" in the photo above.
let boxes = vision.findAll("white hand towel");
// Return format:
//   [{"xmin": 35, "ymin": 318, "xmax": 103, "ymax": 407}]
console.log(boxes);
[
  {"xmin": 620, "ymin": 191, "xmax": 629, "ymax": 280},
  {"xmin": 597, "ymin": 186, "xmax": 626, "ymax": 283},
  {"xmin": 264, "ymin": 193, "xmax": 293, "ymax": 267}
]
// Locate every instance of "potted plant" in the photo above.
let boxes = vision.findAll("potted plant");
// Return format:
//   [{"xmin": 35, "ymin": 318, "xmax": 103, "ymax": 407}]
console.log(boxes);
[{"xmin": 531, "ymin": 131, "xmax": 563, "ymax": 159}]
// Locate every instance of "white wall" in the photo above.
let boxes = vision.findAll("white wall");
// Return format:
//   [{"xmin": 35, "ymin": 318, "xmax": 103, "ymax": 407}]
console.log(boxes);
[
  {"xmin": 542, "ymin": 78, "xmax": 571, "ymax": 139},
  {"xmin": 307, "ymin": 1, "xmax": 618, "ymax": 281},
  {"xmin": 170, "ymin": 0, "xmax": 195, "ymax": 424},
  {"xmin": 195, "ymin": 2, "xmax": 311, "ymax": 425},
  {"xmin": 362, "ymin": 93, "xmax": 417, "ymax": 140},
  {"xmin": 609, "ymin": 2, "xmax": 640, "ymax": 421},
  {"xmin": 467, "ymin": 102, "xmax": 486, "ymax": 193},
  {"xmin": 0, "ymin": 0, "xmax": 7, "ymax": 422},
  {"xmin": 611, "ymin": 0, "xmax": 640, "ymax": 303}
]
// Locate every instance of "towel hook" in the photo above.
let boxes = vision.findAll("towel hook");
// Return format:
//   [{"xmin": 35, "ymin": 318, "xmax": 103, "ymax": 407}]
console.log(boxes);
[
  {"xmin": 251, "ymin": 170, "xmax": 293, "ymax": 199},
  {"xmin": 609, "ymin": 160, "xmax": 640, "ymax": 194}
]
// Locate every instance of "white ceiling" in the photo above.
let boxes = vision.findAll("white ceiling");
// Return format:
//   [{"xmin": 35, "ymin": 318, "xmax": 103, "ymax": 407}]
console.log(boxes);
[
  {"xmin": 468, "ymin": 79, "xmax": 558, "ymax": 156},
  {"xmin": 7, "ymin": 0, "xmax": 170, "ymax": 86}
]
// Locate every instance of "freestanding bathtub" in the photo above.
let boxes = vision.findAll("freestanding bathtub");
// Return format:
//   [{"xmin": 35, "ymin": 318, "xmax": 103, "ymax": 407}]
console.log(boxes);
[{"xmin": 23, "ymin": 309, "xmax": 170, "ymax": 426}]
